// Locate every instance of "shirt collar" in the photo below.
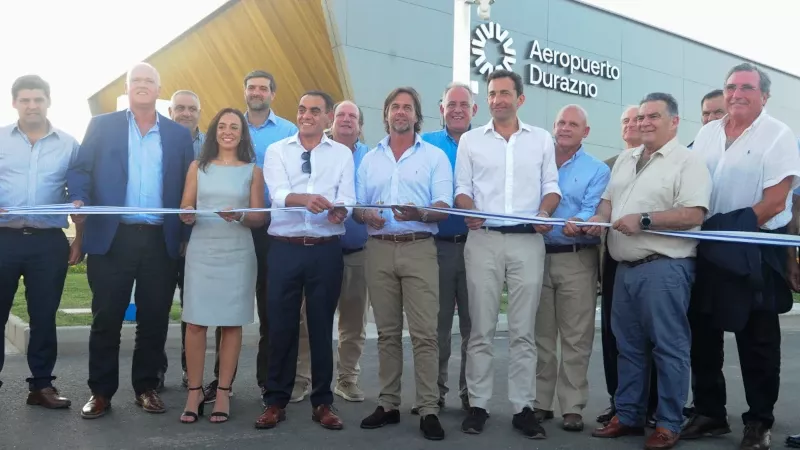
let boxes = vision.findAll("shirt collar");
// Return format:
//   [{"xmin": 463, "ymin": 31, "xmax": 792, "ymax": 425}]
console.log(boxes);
[
  {"xmin": 630, "ymin": 136, "xmax": 681, "ymax": 159},
  {"xmin": 562, "ymin": 145, "xmax": 585, "ymax": 166},
  {"xmin": 443, "ymin": 125, "xmax": 471, "ymax": 143},
  {"xmin": 11, "ymin": 120, "xmax": 59, "ymax": 140},
  {"xmin": 194, "ymin": 130, "xmax": 205, "ymax": 142},
  {"xmin": 720, "ymin": 109, "xmax": 768, "ymax": 135},
  {"xmin": 287, "ymin": 132, "xmax": 333, "ymax": 148},
  {"xmin": 377, "ymin": 133, "xmax": 423, "ymax": 152},
  {"xmin": 245, "ymin": 110, "xmax": 278, "ymax": 130},
  {"xmin": 483, "ymin": 118, "xmax": 531, "ymax": 135},
  {"xmin": 126, "ymin": 108, "xmax": 160, "ymax": 125}
]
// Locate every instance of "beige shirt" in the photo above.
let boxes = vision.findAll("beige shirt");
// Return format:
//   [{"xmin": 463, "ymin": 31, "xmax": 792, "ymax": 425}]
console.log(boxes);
[{"xmin": 602, "ymin": 137, "xmax": 712, "ymax": 262}]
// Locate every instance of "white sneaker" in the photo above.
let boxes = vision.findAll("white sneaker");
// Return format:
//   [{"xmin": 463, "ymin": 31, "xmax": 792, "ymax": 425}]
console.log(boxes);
[{"xmin": 290, "ymin": 382, "xmax": 310, "ymax": 403}]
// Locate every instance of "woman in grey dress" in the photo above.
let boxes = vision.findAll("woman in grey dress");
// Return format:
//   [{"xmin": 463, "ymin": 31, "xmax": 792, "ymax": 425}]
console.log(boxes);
[{"xmin": 178, "ymin": 108, "xmax": 266, "ymax": 424}]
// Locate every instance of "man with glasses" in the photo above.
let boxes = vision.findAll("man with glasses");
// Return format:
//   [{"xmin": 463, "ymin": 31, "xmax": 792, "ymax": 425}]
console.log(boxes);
[
  {"xmin": 683, "ymin": 63, "xmax": 800, "ymax": 450},
  {"xmin": 255, "ymin": 90, "xmax": 353, "ymax": 431}
]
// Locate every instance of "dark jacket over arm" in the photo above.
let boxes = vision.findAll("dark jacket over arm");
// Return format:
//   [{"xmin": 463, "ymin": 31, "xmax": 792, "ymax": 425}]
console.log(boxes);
[{"xmin": 692, "ymin": 207, "xmax": 793, "ymax": 332}]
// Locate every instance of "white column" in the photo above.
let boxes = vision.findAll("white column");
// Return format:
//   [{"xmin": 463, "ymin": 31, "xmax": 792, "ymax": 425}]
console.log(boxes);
[{"xmin": 452, "ymin": 0, "xmax": 477, "ymax": 93}]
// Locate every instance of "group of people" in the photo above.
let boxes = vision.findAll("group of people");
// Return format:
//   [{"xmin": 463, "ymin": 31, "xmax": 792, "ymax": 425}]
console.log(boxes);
[{"xmin": 1, "ymin": 58, "xmax": 799, "ymax": 450}]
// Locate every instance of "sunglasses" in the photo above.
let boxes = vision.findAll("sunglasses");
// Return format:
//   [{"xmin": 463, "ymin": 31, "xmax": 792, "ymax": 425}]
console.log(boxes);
[{"xmin": 301, "ymin": 151, "xmax": 311, "ymax": 174}]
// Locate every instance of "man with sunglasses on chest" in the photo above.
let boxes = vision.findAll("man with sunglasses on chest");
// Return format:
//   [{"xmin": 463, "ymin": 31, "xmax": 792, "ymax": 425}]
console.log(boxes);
[{"xmin": 255, "ymin": 91, "xmax": 354, "ymax": 431}]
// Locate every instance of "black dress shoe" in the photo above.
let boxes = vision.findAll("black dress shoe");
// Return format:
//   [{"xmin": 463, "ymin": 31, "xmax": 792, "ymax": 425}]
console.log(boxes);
[
  {"xmin": 420, "ymin": 415, "xmax": 445, "ymax": 440},
  {"xmin": 462, "ymin": 407, "xmax": 489, "ymax": 434},
  {"xmin": 680, "ymin": 413, "xmax": 731, "ymax": 439},
  {"xmin": 361, "ymin": 406, "xmax": 400, "ymax": 429},
  {"xmin": 786, "ymin": 432, "xmax": 800, "ymax": 448},
  {"xmin": 646, "ymin": 412, "xmax": 656, "ymax": 429},
  {"xmin": 596, "ymin": 404, "xmax": 616, "ymax": 424},
  {"xmin": 513, "ymin": 407, "xmax": 546, "ymax": 439},
  {"xmin": 741, "ymin": 422, "xmax": 770, "ymax": 450}
]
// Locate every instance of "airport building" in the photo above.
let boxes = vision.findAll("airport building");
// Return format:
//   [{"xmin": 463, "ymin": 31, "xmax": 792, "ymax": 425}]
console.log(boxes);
[{"xmin": 89, "ymin": 0, "xmax": 800, "ymax": 160}]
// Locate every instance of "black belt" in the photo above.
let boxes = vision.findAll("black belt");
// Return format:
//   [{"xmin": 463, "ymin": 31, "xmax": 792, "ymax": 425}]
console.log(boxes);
[
  {"xmin": 0, "ymin": 227, "xmax": 62, "ymax": 236},
  {"xmin": 545, "ymin": 244, "xmax": 595, "ymax": 254},
  {"xmin": 435, "ymin": 234, "xmax": 467, "ymax": 243},
  {"xmin": 483, "ymin": 224, "xmax": 536, "ymax": 234},
  {"xmin": 622, "ymin": 254, "xmax": 668, "ymax": 267},
  {"xmin": 342, "ymin": 247, "xmax": 364, "ymax": 255}
]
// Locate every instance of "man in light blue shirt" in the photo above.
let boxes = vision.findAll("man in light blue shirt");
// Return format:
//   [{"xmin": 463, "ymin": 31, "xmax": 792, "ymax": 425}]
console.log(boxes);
[
  {"xmin": 534, "ymin": 105, "xmax": 610, "ymax": 431},
  {"xmin": 240, "ymin": 70, "xmax": 299, "ymax": 405},
  {"xmin": 354, "ymin": 87, "xmax": 452, "ymax": 441},
  {"xmin": 162, "ymin": 89, "xmax": 206, "ymax": 389},
  {"xmin": 419, "ymin": 82, "xmax": 477, "ymax": 415},
  {"xmin": 0, "ymin": 75, "xmax": 80, "ymax": 409}
]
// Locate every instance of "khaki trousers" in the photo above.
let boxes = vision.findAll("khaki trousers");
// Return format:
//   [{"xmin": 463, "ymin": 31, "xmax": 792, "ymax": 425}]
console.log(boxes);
[
  {"xmin": 464, "ymin": 229, "xmax": 545, "ymax": 413},
  {"xmin": 295, "ymin": 250, "xmax": 368, "ymax": 385},
  {"xmin": 534, "ymin": 247, "xmax": 599, "ymax": 415},
  {"xmin": 366, "ymin": 237, "xmax": 440, "ymax": 416}
]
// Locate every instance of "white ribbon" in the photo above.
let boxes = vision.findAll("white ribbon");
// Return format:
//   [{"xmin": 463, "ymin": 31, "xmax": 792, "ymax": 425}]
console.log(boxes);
[{"xmin": 3, "ymin": 203, "xmax": 799, "ymax": 247}]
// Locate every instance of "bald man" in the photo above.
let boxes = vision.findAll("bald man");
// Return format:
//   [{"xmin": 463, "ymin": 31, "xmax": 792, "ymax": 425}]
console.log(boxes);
[
  {"xmin": 68, "ymin": 62, "xmax": 195, "ymax": 419},
  {"xmin": 533, "ymin": 105, "xmax": 610, "ymax": 432},
  {"xmin": 596, "ymin": 105, "xmax": 658, "ymax": 428}
]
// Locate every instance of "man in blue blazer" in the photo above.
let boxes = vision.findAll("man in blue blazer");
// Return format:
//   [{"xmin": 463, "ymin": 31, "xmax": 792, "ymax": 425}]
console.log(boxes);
[{"xmin": 67, "ymin": 62, "xmax": 194, "ymax": 419}]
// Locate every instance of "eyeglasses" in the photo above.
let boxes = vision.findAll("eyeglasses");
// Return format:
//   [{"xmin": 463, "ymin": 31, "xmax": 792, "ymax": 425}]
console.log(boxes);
[{"xmin": 301, "ymin": 151, "xmax": 311, "ymax": 174}]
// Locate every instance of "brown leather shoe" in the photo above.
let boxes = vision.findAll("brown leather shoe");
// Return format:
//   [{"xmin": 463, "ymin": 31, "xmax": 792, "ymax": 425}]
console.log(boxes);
[
  {"xmin": 135, "ymin": 389, "xmax": 166, "ymax": 414},
  {"xmin": 562, "ymin": 413, "xmax": 584, "ymax": 432},
  {"xmin": 592, "ymin": 416, "xmax": 646, "ymax": 438},
  {"xmin": 80, "ymin": 395, "xmax": 111, "ymax": 419},
  {"xmin": 255, "ymin": 405, "xmax": 286, "ymax": 429},
  {"xmin": 312, "ymin": 404, "xmax": 343, "ymax": 430},
  {"xmin": 27, "ymin": 386, "xmax": 71, "ymax": 409},
  {"xmin": 645, "ymin": 427, "xmax": 680, "ymax": 449}
]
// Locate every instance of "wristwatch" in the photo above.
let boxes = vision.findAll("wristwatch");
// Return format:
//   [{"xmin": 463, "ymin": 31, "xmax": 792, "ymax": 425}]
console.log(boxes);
[
  {"xmin": 640, "ymin": 213, "xmax": 651, "ymax": 230},
  {"xmin": 420, "ymin": 209, "xmax": 429, "ymax": 223}
]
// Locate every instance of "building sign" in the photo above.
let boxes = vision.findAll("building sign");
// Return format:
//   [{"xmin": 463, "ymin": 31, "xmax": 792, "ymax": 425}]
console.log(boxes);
[{"xmin": 471, "ymin": 22, "xmax": 621, "ymax": 99}]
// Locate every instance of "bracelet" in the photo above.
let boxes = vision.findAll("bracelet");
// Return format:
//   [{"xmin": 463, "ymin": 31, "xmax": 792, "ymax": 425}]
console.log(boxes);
[
  {"xmin": 538, "ymin": 210, "xmax": 550, "ymax": 217},
  {"xmin": 236, "ymin": 212, "xmax": 247, "ymax": 223}
]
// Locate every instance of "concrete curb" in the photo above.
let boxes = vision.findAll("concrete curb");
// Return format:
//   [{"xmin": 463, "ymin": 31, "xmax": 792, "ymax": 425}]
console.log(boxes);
[{"xmin": 6, "ymin": 304, "xmax": 800, "ymax": 355}]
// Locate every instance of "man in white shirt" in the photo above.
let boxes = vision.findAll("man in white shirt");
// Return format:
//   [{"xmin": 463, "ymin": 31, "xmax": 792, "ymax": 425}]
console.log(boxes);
[
  {"xmin": 682, "ymin": 63, "xmax": 800, "ymax": 450},
  {"xmin": 254, "ymin": 90, "xmax": 354, "ymax": 432},
  {"xmin": 355, "ymin": 87, "xmax": 452, "ymax": 441},
  {"xmin": 455, "ymin": 69, "xmax": 561, "ymax": 439}
]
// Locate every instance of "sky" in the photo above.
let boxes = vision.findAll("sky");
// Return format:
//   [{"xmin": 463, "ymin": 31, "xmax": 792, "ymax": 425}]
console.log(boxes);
[{"xmin": 0, "ymin": 0, "xmax": 794, "ymax": 142}]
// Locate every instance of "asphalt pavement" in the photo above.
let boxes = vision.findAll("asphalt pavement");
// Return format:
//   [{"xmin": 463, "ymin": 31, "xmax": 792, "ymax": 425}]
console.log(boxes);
[{"xmin": 3, "ymin": 317, "xmax": 800, "ymax": 449}]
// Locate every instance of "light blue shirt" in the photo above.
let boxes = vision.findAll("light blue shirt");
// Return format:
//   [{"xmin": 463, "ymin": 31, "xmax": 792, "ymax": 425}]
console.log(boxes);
[
  {"xmin": 340, "ymin": 141, "xmax": 371, "ymax": 249},
  {"xmin": 0, "ymin": 123, "xmax": 80, "ymax": 229},
  {"xmin": 421, "ymin": 128, "xmax": 470, "ymax": 237},
  {"xmin": 356, "ymin": 134, "xmax": 453, "ymax": 235},
  {"xmin": 122, "ymin": 109, "xmax": 164, "ymax": 225},
  {"xmin": 192, "ymin": 130, "xmax": 206, "ymax": 159},
  {"xmin": 544, "ymin": 146, "xmax": 610, "ymax": 246},
  {"xmin": 247, "ymin": 110, "xmax": 298, "ymax": 207}
]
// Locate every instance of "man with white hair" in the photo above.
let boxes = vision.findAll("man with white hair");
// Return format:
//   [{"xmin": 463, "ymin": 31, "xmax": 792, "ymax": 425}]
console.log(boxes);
[
  {"xmin": 68, "ymin": 62, "xmax": 195, "ymax": 419},
  {"xmin": 533, "ymin": 104, "xmax": 609, "ymax": 432}
]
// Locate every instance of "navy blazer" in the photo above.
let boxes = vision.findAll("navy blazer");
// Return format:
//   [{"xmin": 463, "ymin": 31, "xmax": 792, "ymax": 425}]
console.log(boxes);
[
  {"xmin": 68, "ymin": 110, "xmax": 194, "ymax": 259},
  {"xmin": 691, "ymin": 208, "xmax": 793, "ymax": 332}
]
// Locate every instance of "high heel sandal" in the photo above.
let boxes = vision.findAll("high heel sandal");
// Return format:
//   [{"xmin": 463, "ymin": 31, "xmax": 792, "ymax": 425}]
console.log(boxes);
[
  {"xmin": 210, "ymin": 386, "xmax": 231, "ymax": 424},
  {"xmin": 180, "ymin": 386, "xmax": 205, "ymax": 424}
]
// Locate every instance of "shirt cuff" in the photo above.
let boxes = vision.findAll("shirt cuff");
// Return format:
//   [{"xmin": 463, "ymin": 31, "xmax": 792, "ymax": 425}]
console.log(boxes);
[
  {"xmin": 454, "ymin": 187, "xmax": 472, "ymax": 199},
  {"xmin": 542, "ymin": 183, "xmax": 562, "ymax": 198},
  {"xmin": 574, "ymin": 211, "xmax": 593, "ymax": 222},
  {"xmin": 271, "ymin": 189, "xmax": 290, "ymax": 209}
]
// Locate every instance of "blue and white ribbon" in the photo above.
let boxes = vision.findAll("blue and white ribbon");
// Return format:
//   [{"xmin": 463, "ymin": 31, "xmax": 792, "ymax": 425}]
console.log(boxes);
[{"xmin": 3, "ymin": 203, "xmax": 800, "ymax": 247}]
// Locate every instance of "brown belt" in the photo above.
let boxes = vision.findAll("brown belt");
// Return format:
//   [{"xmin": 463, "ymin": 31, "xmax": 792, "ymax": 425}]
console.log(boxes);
[
  {"xmin": 371, "ymin": 232, "xmax": 432, "ymax": 243},
  {"xmin": 272, "ymin": 235, "xmax": 338, "ymax": 246}
]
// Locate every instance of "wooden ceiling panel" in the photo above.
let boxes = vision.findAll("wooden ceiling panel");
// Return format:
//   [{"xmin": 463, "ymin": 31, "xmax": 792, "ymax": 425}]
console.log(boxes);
[{"xmin": 88, "ymin": 0, "xmax": 344, "ymax": 133}]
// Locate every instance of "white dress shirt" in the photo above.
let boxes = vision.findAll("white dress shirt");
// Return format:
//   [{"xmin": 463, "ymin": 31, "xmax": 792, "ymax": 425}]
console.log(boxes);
[
  {"xmin": 455, "ymin": 119, "xmax": 561, "ymax": 227},
  {"xmin": 356, "ymin": 134, "xmax": 453, "ymax": 235},
  {"xmin": 264, "ymin": 133, "xmax": 355, "ymax": 237},
  {"xmin": 692, "ymin": 111, "xmax": 800, "ymax": 230}
]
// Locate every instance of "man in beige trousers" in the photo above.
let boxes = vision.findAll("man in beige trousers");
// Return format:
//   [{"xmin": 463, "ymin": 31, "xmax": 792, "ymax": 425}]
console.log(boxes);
[
  {"xmin": 533, "ymin": 105, "xmax": 610, "ymax": 431},
  {"xmin": 354, "ymin": 87, "xmax": 453, "ymax": 441}
]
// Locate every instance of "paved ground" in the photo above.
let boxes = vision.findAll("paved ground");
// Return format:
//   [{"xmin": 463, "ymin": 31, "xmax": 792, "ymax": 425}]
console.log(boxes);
[{"xmin": 3, "ymin": 318, "xmax": 800, "ymax": 449}]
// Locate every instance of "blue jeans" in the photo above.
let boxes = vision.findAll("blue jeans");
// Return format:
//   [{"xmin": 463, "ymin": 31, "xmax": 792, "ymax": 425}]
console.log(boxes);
[{"xmin": 612, "ymin": 257, "xmax": 694, "ymax": 433}]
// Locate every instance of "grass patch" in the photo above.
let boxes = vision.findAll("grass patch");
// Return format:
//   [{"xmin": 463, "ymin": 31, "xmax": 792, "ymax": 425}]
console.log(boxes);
[
  {"xmin": 11, "ymin": 263, "xmax": 181, "ymax": 326},
  {"xmin": 793, "ymin": 292, "xmax": 800, "ymax": 303}
]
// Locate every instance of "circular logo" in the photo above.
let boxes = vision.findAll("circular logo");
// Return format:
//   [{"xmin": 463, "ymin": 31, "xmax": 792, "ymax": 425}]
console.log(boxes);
[{"xmin": 471, "ymin": 22, "xmax": 517, "ymax": 77}]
